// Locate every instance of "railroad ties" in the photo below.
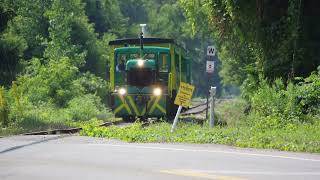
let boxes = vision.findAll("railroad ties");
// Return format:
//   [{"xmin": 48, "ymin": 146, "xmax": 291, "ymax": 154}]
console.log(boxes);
[{"xmin": 19, "ymin": 103, "xmax": 209, "ymax": 136}]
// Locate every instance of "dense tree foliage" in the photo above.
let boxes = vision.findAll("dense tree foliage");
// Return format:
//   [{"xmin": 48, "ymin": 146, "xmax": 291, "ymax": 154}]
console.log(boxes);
[
  {"xmin": 1, "ymin": 0, "xmax": 223, "ymax": 96},
  {"xmin": 84, "ymin": 0, "xmax": 127, "ymax": 37},
  {"xmin": 180, "ymin": 0, "xmax": 320, "ymax": 86},
  {"xmin": 1, "ymin": 0, "xmax": 319, "ymax": 129},
  {"xmin": 0, "ymin": 0, "xmax": 111, "ymax": 127},
  {"xmin": 180, "ymin": 0, "xmax": 320, "ymax": 127}
]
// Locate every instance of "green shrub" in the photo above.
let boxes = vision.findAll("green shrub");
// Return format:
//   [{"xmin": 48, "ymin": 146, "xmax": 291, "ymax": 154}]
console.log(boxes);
[
  {"xmin": 66, "ymin": 94, "xmax": 107, "ymax": 121},
  {"xmin": 2, "ymin": 56, "xmax": 111, "ymax": 133},
  {"xmin": 0, "ymin": 87, "xmax": 9, "ymax": 127},
  {"xmin": 75, "ymin": 72, "xmax": 109, "ymax": 98},
  {"xmin": 249, "ymin": 69, "xmax": 320, "ymax": 128},
  {"xmin": 240, "ymin": 74, "xmax": 259, "ymax": 101},
  {"xmin": 296, "ymin": 71, "xmax": 320, "ymax": 115},
  {"xmin": 17, "ymin": 57, "xmax": 84, "ymax": 107}
]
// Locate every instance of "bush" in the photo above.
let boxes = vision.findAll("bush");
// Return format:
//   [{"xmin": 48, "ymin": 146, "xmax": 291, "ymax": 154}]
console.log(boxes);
[
  {"xmin": 0, "ymin": 87, "xmax": 9, "ymax": 127},
  {"xmin": 75, "ymin": 72, "xmax": 110, "ymax": 104},
  {"xmin": 2, "ymin": 56, "xmax": 110, "ymax": 132},
  {"xmin": 66, "ymin": 94, "xmax": 107, "ymax": 121},
  {"xmin": 249, "ymin": 69, "xmax": 320, "ymax": 128},
  {"xmin": 17, "ymin": 57, "xmax": 84, "ymax": 107},
  {"xmin": 296, "ymin": 71, "xmax": 320, "ymax": 115}
]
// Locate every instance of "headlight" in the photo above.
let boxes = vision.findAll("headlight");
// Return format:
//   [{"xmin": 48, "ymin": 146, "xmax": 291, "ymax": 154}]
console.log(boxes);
[
  {"xmin": 153, "ymin": 87, "xmax": 162, "ymax": 96},
  {"xmin": 137, "ymin": 59, "xmax": 144, "ymax": 67},
  {"xmin": 118, "ymin": 88, "xmax": 126, "ymax": 95}
]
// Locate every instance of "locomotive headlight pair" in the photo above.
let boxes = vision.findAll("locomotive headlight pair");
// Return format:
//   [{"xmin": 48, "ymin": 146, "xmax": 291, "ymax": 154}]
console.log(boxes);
[{"xmin": 153, "ymin": 87, "xmax": 162, "ymax": 96}]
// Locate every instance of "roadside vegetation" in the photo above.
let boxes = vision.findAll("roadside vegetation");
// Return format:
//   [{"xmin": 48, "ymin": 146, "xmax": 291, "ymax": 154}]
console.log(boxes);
[
  {"xmin": 1, "ymin": 0, "xmax": 319, "ymax": 153},
  {"xmin": 81, "ymin": 121, "xmax": 320, "ymax": 153},
  {"xmin": 81, "ymin": 68, "xmax": 320, "ymax": 153},
  {"xmin": 0, "ymin": 0, "xmax": 218, "ymax": 135}
]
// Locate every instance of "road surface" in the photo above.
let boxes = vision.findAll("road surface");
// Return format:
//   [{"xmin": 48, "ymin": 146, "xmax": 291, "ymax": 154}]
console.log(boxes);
[{"xmin": 1, "ymin": 135, "xmax": 320, "ymax": 180}]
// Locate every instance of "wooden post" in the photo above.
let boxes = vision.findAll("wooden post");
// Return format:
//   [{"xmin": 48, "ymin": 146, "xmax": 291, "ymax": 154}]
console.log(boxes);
[{"xmin": 209, "ymin": 87, "xmax": 216, "ymax": 128}]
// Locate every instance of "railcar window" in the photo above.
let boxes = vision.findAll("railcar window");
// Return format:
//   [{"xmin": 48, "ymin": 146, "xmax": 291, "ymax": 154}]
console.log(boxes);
[
  {"xmin": 129, "ymin": 53, "xmax": 156, "ymax": 59},
  {"xmin": 129, "ymin": 53, "xmax": 139, "ymax": 59},
  {"xmin": 144, "ymin": 53, "xmax": 155, "ymax": 59},
  {"xmin": 159, "ymin": 53, "xmax": 169, "ymax": 72},
  {"xmin": 116, "ymin": 54, "xmax": 127, "ymax": 72},
  {"xmin": 127, "ymin": 68, "xmax": 155, "ymax": 86}
]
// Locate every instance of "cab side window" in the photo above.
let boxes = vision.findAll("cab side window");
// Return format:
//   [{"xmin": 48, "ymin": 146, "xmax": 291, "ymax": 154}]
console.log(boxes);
[
  {"xmin": 116, "ymin": 54, "xmax": 126, "ymax": 72},
  {"xmin": 159, "ymin": 53, "xmax": 169, "ymax": 72}
]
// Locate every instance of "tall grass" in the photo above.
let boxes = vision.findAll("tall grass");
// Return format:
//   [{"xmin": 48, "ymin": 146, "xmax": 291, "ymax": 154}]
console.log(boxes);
[{"xmin": 0, "ymin": 87, "xmax": 9, "ymax": 127}]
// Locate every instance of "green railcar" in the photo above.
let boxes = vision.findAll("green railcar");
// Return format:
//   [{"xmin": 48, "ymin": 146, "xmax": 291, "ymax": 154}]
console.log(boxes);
[{"xmin": 108, "ymin": 38, "xmax": 191, "ymax": 121}]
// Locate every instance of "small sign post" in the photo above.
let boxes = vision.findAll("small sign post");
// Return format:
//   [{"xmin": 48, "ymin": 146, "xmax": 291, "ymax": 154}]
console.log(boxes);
[
  {"xmin": 206, "ymin": 45, "xmax": 215, "ymax": 120},
  {"xmin": 205, "ymin": 61, "xmax": 214, "ymax": 119},
  {"xmin": 171, "ymin": 82, "xmax": 195, "ymax": 132}
]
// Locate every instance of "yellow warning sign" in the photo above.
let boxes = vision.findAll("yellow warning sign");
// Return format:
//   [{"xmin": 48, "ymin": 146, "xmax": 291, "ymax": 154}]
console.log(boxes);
[{"xmin": 174, "ymin": 82, "xmax": 195, "ymax": 107}]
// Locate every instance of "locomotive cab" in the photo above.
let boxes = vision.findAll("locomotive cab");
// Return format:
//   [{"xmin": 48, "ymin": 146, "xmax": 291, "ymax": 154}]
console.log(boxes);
[
  {"xmin": 112, "ymin": 47, "xmax": 170, "ymax": 121},
  {"xmin": 109, "ymin": 38, "xmax": 191, "ymax": 122}
]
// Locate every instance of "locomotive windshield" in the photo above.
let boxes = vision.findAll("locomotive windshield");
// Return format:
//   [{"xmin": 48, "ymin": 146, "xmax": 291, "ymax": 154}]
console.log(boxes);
[{"xmin": 127, "ymin": 68, "xmax": 155, "ymax": 86}]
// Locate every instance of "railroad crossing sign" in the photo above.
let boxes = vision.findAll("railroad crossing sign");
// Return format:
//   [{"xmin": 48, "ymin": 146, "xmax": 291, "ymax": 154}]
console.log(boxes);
[
  {"xmin": 174, "ymin": 82, "xmax": 195, "ymax": 107},
  {"xmin": 207, "ymin": 46, "xmax": 216, "ymax": 56},
  {"xmin": 206, "ymin": 61, "xmax": 214, "ymax": 73}
]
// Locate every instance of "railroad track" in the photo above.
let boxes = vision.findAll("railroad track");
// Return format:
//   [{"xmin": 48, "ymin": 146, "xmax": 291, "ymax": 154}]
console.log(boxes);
[
  {"xmin": 23, "ymin": 120, "xmax": 150, "ymax": 136},
  {"xmin": 3, "ymin": 100, "xmax": 225, "ymax": 137},
  {"xmin": 181, "ymin": 102, "xmax": 208, "ymax": 115},
  {"xmin": 181, "ymin": 98, "xmax": 229, "ymax": 116}
]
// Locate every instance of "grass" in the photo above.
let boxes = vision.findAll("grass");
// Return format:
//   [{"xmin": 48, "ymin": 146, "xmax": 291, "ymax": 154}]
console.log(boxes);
[
  {"xmin": 0, "ymin": 118, "xmax": 106, "ymax": 136},
  {"xmin": 2, "ymin": 94, "xmax": 319, "ymax": 154},
  {"xmin": 0, "ymin": 118, "xmax": 71, "ymax": 136},
  {"xmin": 181, "ymin": 98, "xmax": 247, "ymax": 126},
  {"xmin": 215, "ymin": 98, "xmax": 247, "ymax": 126},
  {"xmin": 80, "ymin": 121, "xmax": 320, "ymax": 153},
  {"xmin": 80, "ymin": 98, "xmax": 320, "ymax": 153},
  {"xmin": 0, "ymin": 109, "xmax": 116, "ymax": 136}
]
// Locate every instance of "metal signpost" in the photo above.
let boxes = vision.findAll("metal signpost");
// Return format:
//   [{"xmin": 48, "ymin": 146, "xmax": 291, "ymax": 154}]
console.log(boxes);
[
  {"xmin": 206, "ymin": 46, "xmax": 215, "ymax": 119},
  {"xmin": 171, "ymin": 82, "xmax": 195, "ymax": 132}
]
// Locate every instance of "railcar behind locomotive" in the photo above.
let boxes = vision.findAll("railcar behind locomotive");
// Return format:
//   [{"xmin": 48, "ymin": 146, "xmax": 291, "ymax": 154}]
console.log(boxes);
[{"xmin": 108, "ymin": 35, "xmax": 191, "ymax": 121}]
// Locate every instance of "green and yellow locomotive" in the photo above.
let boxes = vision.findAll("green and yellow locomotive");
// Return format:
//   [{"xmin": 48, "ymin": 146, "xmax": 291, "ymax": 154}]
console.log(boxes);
[{"xmin": 108, "ymin": 36, "xmax": 191, "ymax": 121}]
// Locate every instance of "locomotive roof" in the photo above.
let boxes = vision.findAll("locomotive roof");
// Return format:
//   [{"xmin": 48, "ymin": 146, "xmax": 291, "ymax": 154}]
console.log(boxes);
[
  {"xmin": 115, "ymin": 46, "xmax": 169, "ymax": 51},
  {"xmin": 108, "ymin": 37, "xmax": 175, "ymax": 46}
]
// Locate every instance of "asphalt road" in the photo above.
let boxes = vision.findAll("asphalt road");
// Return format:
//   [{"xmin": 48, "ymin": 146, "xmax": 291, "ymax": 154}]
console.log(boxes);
[{"xmin": 1, "ymin": 135, "xmax": 320, "ymax": 180}]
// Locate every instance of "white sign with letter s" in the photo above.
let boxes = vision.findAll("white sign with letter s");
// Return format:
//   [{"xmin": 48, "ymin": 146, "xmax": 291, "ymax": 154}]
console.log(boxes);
[{"xmin": 206, "ymin": 61, "xmax": 214, "ymax": 73}]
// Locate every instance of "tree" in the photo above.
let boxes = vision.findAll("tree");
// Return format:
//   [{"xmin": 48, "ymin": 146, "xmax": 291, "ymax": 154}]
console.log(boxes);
[
  {"xmin": 180, "ymin": 0, "xmax": 320, "ymax": 89},
  {"xmin": 84, "ymin": 0, "xmax": 127, "ymax": 37},
  {"xmin": 44, "ymin": 0, "xmax": 108, "ymax": 78}
]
